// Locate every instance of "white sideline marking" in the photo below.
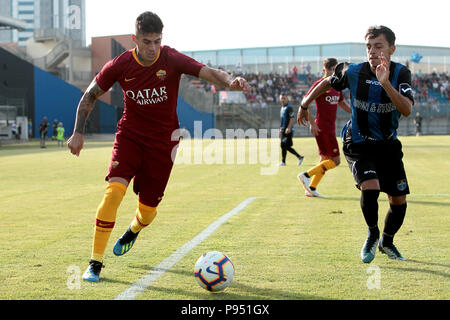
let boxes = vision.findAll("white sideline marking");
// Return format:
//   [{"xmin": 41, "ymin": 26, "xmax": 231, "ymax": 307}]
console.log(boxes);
[{"xmin": 114, "ymin": 197, "xmax": 257, "ymax": 300}]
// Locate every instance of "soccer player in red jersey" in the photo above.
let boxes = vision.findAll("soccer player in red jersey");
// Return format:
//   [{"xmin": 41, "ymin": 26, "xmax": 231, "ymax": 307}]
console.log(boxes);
[
  {"xmin": 67, "ymin": 11, "xmax": 250, "ymax": 282},
  {"xmin": 297, "ymin": 58, "xmax": 351, "ymax": 197}
]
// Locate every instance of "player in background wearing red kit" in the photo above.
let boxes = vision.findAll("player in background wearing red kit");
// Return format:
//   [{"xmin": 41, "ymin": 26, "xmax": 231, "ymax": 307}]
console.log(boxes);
[
  {"xmin": 297, "ymin": 58, "xmax": 351, "ymax": 197},
  {"xmin": 67, "ymin": 11, "xmax": 250, "ymax": 282}
]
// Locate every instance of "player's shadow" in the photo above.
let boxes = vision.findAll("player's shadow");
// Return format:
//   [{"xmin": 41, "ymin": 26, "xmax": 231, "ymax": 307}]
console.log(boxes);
[
  {"xmin": 382, "ymin": 259, "xmax": 449, "ymax": 279},
  {"xmin": 405, "ymin": 259, "xmax": 450, "ymax": 268},
  {"xmin": 100, "ymin": 278, "xmax": 131, "ymax": 285},
  {"xmin": 323, "ymin": 196, "xmax": 450, "ymax": 207},
  {"xmin": 138, "ymin": 268, "xmax": 333, "ymax": 300},
  {"xmin": 405, "ymin": 199, "xmax": 450, "ymax": 207}
]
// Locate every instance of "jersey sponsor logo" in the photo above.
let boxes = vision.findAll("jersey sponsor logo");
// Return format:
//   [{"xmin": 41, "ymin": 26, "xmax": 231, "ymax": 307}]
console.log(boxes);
[
  {"xmin": 399, "ymin": 83, "xmax": 413, "ymax": 97},
  {"xmin": 366, "ymin": 79, "xmax": 381, "ymax": 86},
  {"xmin": 125, "ymin": 86, "xmax": 168, "ymax": 105},
  {"xmin": 401, "ymin": 87, "xmax": 411, "ymax": 93},
  {"xmin": 124, "ymin": 77, "xmax": 136, "ymax": 82},
  {"xmin": 156, "ymin": 69, "xmax": 167, "ymax": 80},
  {"xmin": 354, "ymin": 99, "xmax": 396, "ymax": 113},
  {"xmin": 325, "ymin": 95, "xmax": 340, "ymax": 104}
]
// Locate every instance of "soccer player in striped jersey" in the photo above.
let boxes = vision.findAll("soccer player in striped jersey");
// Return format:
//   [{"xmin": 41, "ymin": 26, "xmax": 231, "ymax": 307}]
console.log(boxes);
[
  {"xmin": 298, "ymin": 26, "xmax": 413, "ymax": 263},
  {"xmin": 68, "ymin": 11, "xmax": 250, "ymax": 282},
  {"xmin": 297, "ymin": 58, "xmax": 351, "ymax": 197}
]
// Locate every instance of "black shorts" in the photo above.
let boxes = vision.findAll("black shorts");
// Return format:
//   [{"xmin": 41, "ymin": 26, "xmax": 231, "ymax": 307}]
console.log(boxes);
[
  {"xmin": 280, "ymin": 132, "xmax": 293, "ymax": 148},
  {"xmin": 342, "ymin": 139, "xmax": 410, "ymax": 196}
]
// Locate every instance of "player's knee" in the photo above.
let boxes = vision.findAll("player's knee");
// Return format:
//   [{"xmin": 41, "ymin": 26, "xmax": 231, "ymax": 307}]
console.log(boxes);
[
  {"xmin": 103, "ymin": 182, "xmax": 127, "ymax": 207},
  {"xmin": 360, "ymin": 179, "xmax": 380, "ymax": 191},
  {"xmin": 108, "ymin": 177, "xmax": 129, "ymax": 187},
  {"xmin": 331, "ymin": 157, "xmax": 341, "ymax": 166},
  {"xmin": 388, "ymin": 195, "xmax": 407, "ymax": 206},
  {"xmin": 137, "ymin": 202, "xmax": 158, "ymax": 225}
]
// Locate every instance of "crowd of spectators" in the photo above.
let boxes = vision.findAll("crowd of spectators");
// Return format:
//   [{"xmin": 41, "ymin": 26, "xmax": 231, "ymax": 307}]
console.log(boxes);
[
  {"xmin": 240, "ymin": 71, "xmax": 317, "ymax": 107},
  {"xmin": 412, "ymin": 72, "xmax": 449, "ymax": 103},
  {"xmin": 189, "ymin": 68, "xmax": 449, "ymax": 108}
]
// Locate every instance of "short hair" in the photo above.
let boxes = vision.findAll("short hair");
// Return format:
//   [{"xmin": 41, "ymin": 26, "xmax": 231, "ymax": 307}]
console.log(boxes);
[
  {"xmin": 135, "ymin": 11, "xmax": 164, "ymax": 35},
  {"xmin": 323, "ymin": 58, "xmax": 338, "ymax": 70},
  {"xmin": 365, "ymin": 25, "xmax": 396, "ymax": 46}
]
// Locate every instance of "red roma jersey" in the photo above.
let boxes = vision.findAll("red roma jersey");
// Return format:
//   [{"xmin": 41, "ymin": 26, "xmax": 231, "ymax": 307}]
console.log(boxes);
[
  {"xmin": 307, "ymin": 77, "xmax": 344, "ymax": 133},
  {"xmin": 96, "ymin": 46, "xmax": 205, "ymax": 147}
]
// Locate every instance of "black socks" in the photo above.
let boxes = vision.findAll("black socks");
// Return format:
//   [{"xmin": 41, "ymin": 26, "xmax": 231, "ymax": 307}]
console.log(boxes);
[
  {"xmin": 360, "ymin": 189, "xmax": 380, "ymax": 230},
  {"xmin": 360, "ymin": 189, "xmax": 407, "ymax": 246},
  {"xmin": 381, "ymin": 202, "xmax": 407, "ymax": 246}
]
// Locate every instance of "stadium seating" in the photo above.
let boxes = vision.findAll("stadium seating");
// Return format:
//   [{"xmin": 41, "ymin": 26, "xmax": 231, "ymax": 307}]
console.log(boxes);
[{"xmin": 187, "ymin": 71, "xmax": 449, "ymax": 106}]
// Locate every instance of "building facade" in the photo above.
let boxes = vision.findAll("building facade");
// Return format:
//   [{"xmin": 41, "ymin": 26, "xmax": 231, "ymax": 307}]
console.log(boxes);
[
  {"xmin": 0, "ymin": 0, "xmax": 85, "ymax": 46},
  {"xmin": 184, "ymin": 43, "xmax": 450, "ymax": 75}
]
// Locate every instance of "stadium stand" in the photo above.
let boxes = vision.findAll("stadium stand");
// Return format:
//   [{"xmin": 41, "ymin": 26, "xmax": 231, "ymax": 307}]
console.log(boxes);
[
  {"xmin": 183, "ymin": 68, "xmax": 450, "ymax": 136},
  {"xmin": 187, "ymin": 70, "xmax": 449, "ymax": 105}
]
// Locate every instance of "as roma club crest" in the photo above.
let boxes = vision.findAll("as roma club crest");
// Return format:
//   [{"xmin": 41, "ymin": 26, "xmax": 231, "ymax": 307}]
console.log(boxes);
[{"xmin": 156, "ymin": 69, "xmax": 167, "ymax": 80}]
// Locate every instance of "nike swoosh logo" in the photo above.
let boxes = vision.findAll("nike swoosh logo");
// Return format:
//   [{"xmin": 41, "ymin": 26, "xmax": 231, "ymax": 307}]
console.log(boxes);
[
  {"xmin": 98, "ymin": 223, "xmax": 112, "ymax": 227},
  {"xmin": 125, "ymin": 77, "xmax": 136, "ymax": 82},
  {"xmin": 206, "ymin": 266, "xmax": 219, "ymax": 275},
  {"xmin": 401, "ymin": 88, "xmax": 411, "ymax": 93}
]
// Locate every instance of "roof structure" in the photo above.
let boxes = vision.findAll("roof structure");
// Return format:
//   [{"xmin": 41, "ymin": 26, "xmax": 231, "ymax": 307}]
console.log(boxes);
[{"xmin": 0, "ymin": 15, "xmax": 27, "ymax": 31}]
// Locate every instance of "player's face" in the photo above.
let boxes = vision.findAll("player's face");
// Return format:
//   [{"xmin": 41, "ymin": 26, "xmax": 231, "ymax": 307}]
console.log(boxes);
[
  {"xmin": 279, "ymin": 94, "xmax": 288, "ymax": 106},
  {"xmin": 324, "ymin": 65, "xmax": 336, "ymax": 77},
  {"xmin": 365, "ymin": 34, "xmax": 395, "ymax": 70},
  {"xmin": 133, "ymin": 32, "xmax": 162, "ymax": 64}
]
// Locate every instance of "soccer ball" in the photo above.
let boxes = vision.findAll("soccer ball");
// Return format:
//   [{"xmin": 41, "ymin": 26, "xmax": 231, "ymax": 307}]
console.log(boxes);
[{"xmin": 194, "ymin": 251, "xmax": 235, "ymax": 292}]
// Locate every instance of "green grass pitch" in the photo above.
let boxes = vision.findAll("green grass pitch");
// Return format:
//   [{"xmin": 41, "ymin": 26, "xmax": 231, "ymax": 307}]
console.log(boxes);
[{"xmin": 0, "ymin": 135, "xmax": 448, "ymax": 300}]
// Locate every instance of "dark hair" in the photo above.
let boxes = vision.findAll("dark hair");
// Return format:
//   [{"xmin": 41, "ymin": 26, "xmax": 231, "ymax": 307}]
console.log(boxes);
[
  {"xmin": 135, "ymin": 11, "xmax": 164, "ymax": 34},
  {"xmin": 365, "ymin": 25, "xmax": 396, "ymax": 46},
  {"xmin": 323, "ymin": 58, "xmax": 338, "ymax": 70}
]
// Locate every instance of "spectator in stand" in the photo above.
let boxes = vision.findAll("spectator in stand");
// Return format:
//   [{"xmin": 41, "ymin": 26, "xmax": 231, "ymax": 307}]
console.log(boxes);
[
  {"xmin": 11, "ymin": 121, "xmax": 18, "ymax": 140},
  {"xmin": 39, "ymin": 116, "xmax": 49, "ymax": 148},
  {"xmin": 28, "ymin": 119, "xmax": 32, "ymax": 139},
  {"xmin": 52, "ymin": 119, "xmax": 58, "ymax": 141},
  {"xmin": 186, "ymin": 69, "xmax": 449, "ymax": 105}
]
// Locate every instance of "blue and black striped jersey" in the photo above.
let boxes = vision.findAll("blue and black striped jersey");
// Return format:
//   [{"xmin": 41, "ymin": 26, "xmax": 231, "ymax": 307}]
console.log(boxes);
[
  {"xmin": 330, "ymin": 61, "xmax": 414, "ymax": 143},
  {"xmin": 280, "ymin": 104, "xmax": 295, "ymax": 131}
]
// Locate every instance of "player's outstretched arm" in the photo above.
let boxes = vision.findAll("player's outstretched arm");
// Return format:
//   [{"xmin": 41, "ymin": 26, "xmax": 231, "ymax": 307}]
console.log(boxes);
[
  {"xmin": 199, "ymin": 66, "xmax": 250, "ymax": 94},
  {"xmin": 67, "ymin": 79, "xmax": 105, "ymax": 156},
  {"xmin": 297, "ymin": 77, "xmax": 332, "ymax": 126}
]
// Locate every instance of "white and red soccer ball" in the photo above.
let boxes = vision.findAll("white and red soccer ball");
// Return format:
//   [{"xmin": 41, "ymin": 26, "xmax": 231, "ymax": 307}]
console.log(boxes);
[{"xmin": 194, "ymin": 251, "xmax": 235, "ymax": 292}]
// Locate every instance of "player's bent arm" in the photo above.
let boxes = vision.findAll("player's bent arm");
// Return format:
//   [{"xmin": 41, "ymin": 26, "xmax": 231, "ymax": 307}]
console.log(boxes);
[
  {"xmin": 73, "ymin": 79, "xmax": 106, "ymax": 135},
  {"xmin": 297, "ymin": 77, "xmax": 332, "ymax": 126},
  {"xmin": 198, "ymin": 66, "xmax": 250, "ymax": 93},
  {"xmin": 300, "ymin": 76, "xmax": 332, "ymax": 109},
  {"xmin": 381, "ymin": 82, "xmax": 413, "ymax": 117},
  {"xmin": 286, "ymin": 117, "xmax": 295, "ymax": 133}
]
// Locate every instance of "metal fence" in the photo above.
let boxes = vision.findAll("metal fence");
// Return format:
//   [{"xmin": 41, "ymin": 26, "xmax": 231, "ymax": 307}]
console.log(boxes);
[{"xmin": 212, "ymin": 103, "xmax": 450, "ymax": 137}]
